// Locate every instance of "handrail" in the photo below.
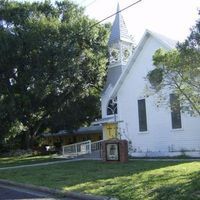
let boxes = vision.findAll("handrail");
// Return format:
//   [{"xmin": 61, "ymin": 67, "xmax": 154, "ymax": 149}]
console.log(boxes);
[
  {"xmin": 62, "ymin": 140, "xmax": 91, "ymax": 148},
  {"xmin": 91, "ymin": 140, "xmax": 105, "ymax": 145},
  {"xmin": 62, "ymin": 140, "xmax": 106, "ymax": 158}
]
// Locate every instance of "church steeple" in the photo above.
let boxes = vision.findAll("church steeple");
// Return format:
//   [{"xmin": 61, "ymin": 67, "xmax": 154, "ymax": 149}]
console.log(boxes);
[
  {"xmin": 109, "ymin": 3, "xmax": 133, "ymax": 45},
  {"xmin": 103, "ymin": 3, "xmax": 134, "ymax": 93},
  {"xmin": 108, "ymin": 3, "xmax": 134, "ymax": 67}
]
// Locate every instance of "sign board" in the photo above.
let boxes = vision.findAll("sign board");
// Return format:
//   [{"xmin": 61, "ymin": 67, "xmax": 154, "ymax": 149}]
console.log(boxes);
[
  {"xmin": 106, "ymin": 143, "xmax": 119, "ymax": 161},
  {"xmin": 104, "ymin": 124, "xmax": 117, "ymax": 139}
]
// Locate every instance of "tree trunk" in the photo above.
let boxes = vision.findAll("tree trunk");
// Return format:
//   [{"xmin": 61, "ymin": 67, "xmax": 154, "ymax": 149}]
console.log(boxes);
[{"xmin": 20, "ymin": 132, "xmax": 30, "ymax": 150}]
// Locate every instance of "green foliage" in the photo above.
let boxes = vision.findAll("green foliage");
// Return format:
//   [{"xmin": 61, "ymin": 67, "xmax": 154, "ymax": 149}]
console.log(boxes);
[
  {"xmin": 147, "ymin": 12, "xmax": 200, "ymax": 116},
  {"xmin": 0, "ymin": 0, "xmax": 109, "ymax": 149},
  {"xmin": 147, "ymin": 67, "xmax": 163, "ymax": 89}
]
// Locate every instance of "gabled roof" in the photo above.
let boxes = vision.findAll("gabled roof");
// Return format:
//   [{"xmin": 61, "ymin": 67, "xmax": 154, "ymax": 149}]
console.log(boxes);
[
  {"xmin": 109, "ymin": 29, "xmax": 177, "ymax": 98},
  {"xmin": 108, "ymin": 3, "xmax": 133, "ymax": 45},
  {"xmin": 149, "ymin": 30, "xmax": 177, "ymax": 49}
]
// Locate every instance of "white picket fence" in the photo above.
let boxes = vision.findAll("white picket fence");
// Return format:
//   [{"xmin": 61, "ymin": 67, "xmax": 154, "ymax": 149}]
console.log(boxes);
[{"xmin": 62, "ymin": 140, "xmax": 104, "ymax": 158}]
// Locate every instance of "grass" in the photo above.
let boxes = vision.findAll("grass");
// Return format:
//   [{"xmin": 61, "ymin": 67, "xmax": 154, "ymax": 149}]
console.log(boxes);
[
  {"xmin": 0, "ymin": 154, "xmax": 60, "ymax": 168},
  {"xmin": 0, "ymin": 160, "xmax": 199, "ymax": 200}
]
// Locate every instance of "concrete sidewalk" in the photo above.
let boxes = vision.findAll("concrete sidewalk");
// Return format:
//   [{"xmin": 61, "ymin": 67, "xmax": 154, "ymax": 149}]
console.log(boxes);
[{"xmin": 0, "ymin": 158, "xmax": 87, "ymax": 170}]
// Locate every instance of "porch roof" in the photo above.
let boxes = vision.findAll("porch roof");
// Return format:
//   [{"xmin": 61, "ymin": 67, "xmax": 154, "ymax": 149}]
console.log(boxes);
[
  {"xmin": 92, "ymin": 116, "xmax": 119, "ymax": 125},
  {"xmin": 42, "ymin": 125, "xmax": 102, "ymax": 137}
]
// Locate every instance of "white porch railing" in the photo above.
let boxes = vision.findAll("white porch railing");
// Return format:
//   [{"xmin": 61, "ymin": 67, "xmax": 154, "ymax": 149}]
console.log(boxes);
[
  {"xmin": 62, "ymin": 140, "xmax": 91, "ymax": 158},
  {"xmin": 91, "ymin": 140, "xmax": 104, "ymax": 152},
  {"xmin": 62, "ymin": 140, "xmax": 105, "ymax": 158}
]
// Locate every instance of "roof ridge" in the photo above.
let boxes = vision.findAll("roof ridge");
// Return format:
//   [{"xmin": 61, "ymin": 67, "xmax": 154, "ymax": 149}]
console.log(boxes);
[
  {"xmin": 146, "ymin": 29, "xmax": 177, "ymax": 49},
  {"xmin": 109, "ymin": 29, "xmax": 177, "ymax": 99}
]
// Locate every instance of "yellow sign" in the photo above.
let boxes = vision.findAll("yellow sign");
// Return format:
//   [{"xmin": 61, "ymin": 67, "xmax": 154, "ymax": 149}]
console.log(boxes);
[{"xmin": 104, "ymin": 123, "xmax": 117, "ymax": 139}]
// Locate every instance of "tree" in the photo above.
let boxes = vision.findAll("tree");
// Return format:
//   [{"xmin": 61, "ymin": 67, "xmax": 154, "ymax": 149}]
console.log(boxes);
[
  {"xmin": 0, "ymin": 0, "xmax": 109, "ymax": 149},
  {"xmin": 147, "ymin": 11, "xmax": 200, "ymax": 116}
]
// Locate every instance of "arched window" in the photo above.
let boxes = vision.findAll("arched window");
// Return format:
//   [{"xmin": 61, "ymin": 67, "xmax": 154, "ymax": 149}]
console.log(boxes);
[{"xmin": 107, "ymin": 98, "xmax": 117, "ymax": 115}]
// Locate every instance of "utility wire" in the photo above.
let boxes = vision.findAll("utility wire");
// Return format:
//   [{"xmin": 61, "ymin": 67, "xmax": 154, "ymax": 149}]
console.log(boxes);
[{"xmin": 90, "ymin": 0, "xmax": 142, "ymax": 28}]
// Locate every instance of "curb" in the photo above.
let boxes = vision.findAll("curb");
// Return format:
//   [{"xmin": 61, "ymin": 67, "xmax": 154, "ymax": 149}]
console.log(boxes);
[{"xmin": 0, "ymin": 179, "xmax": 114, "ymax": 200}]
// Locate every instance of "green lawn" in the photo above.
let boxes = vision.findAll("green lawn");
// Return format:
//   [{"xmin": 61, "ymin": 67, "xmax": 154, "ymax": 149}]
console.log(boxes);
[
  {"xmin": 0, "ymin": 160, "xmax": 199, "ymax": 200},
  {"xmin": 0, "ymin": 154, "xmax": 59, "ymax": 168}
]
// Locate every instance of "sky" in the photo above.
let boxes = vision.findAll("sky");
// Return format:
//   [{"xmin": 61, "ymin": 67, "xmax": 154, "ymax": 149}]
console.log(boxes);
[
  {"xmin": 72, "ymin": 0, "xmax": 200, "ymax": 43},
  {"xmin": 21, "ymin": 0, "xmax": 199, "ymax": 43}
]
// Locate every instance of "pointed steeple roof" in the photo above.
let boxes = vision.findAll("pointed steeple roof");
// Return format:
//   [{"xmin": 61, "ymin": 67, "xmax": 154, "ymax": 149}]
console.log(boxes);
[{"xmin": 108, "ymin": 3, "xmax": 133, "ymax": 45}]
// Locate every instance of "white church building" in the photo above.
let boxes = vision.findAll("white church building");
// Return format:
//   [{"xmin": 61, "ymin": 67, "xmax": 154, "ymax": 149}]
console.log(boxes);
[{"xmin": 94, "ymin": 5, "xmax": 200, "ymax": 157}]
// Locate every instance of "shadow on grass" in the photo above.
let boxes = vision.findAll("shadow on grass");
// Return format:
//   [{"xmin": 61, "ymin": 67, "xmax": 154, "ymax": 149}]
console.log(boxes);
[
  {"xmin": 0, "ymin": 160, "xmax": 199, "ymax": 200},
  {"xmin": 148, "ymin": 170, "xmax": 200, "ymax": 200},
  {"xmin": 62, "ymin": 161, "xmax": 199, "ymax": 200},
  {"xmin": 57, "ymin": 160, "xmax": 189, "ymax": 185}
]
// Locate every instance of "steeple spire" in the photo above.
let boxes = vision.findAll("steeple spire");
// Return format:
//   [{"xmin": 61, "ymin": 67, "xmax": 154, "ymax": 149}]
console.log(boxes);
[
  {"xmin": 117, "ymin": 2, "xmax": 120, "ymax": 12},
  {"xmin": 103, "ymin": 2, "xmax": 134, "ymax": 93},
  {"xmin": 108, "ymin": 3, "xmax": 133, "ymax": 45}
]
